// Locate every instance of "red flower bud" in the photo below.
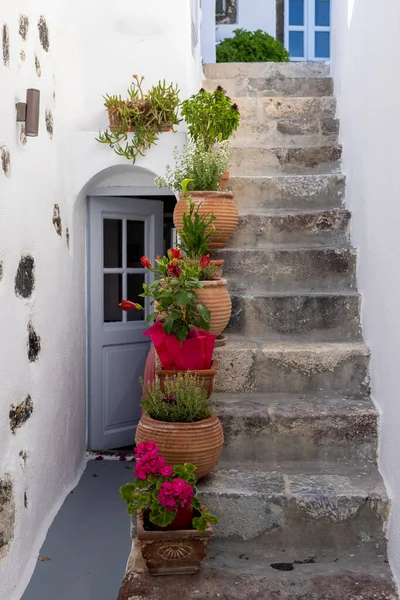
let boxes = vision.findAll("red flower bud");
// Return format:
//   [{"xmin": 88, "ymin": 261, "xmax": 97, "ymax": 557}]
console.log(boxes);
[
  {"xmin": 119, "ymin": 300, "xmax": 142, "ymax": 311},
  {"xmin": 141, "ymin": 256, "xmax": 152, "ymax": 269},
  {"xmin": 167, "ymin": 262, "xmax": 182, "ymax": 278},
  {"xmin": 200, "ymin": 254, "xmax": 211, "ymax": 268},
  {"xmin": 168, "ymin": 247, "xmax": 182, "ymax": 260}
]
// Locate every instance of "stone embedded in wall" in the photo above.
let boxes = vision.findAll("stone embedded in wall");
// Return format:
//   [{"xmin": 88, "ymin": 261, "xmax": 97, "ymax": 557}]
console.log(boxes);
[
  {"xmin": 38, "ymin": 16, "xmax": 49, "ymax": 52},
  {"xmin": 66, "ymin": 228, "xmax": 70, "ymax": 249},
  {"xmin": 45, "ymin": 109, "xmax": 54, "ymax": 138},
  {"xmin": 19, "ymin": 15, "xmax": 29, "ymax": 41},
  {"xmin": 27, "ymin": 321, "xmax": 41, "ymax": 362},
  {"xmin": 216, "ymin": 0, "xmax": 237, "ymax": 24},
  {"xmin": 24, "ymin": 492, "xmax": 28, "ymax": 509},
  {"xmin": 19, "ymin": 450, "xmax": 28, "ymax": 468},
  {"xmin": 52, "ymin": 204, "xmax": 62, "ymax": 236},
  {"xmin": 20, "ymin": 124, "xmax": 27, "ymax": 147},
  {"xmin": 1, "ymin": 146, "xmax": 11, "ymax": 177},
  {"xmin": 0, "ymin": 475, "xmax": 15, "ymax": 559},
  {"xmin": 35, "ymin": 55, "xmax": 41, "ymax": 77},
  {"xmin": 2, "ymin": 24, "xmax": 10, "ymax": 67},
  {"xmin": 20, "ymin": 50, "xmax": 26, "ymax": 62},
  {"xmin": 0, "ymin": 262, "xmax": 3, "ymax": 282},
  {"xmin": 9, "ymin": 396, "xmax": 34, "ymax": 434},
  {"xmin": 14, "ymin": 255, "xmax": 35, "ymax": 299}
]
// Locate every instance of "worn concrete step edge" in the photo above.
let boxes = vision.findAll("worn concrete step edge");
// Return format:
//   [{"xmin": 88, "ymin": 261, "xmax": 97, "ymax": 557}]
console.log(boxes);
[
  {"xmin": 236, "ymin": 96, "xmax": 336, "ymax": 121},
  {"xmin": 204, "ymin": 62, "xmax": 331, "ymax": 79},
  {"xmin": 204, "ymin": 75, "xmax": 334, "ymax": 98}
]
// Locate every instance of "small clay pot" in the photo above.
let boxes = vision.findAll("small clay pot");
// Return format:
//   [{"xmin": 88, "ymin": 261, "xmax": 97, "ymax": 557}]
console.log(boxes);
[{"xmin": 195, "ymin": 279, "xmax": 232, "ymax": 336}]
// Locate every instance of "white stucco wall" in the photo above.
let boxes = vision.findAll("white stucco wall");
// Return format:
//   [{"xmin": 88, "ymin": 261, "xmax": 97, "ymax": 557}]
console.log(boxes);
[
  {"xmin": 216, "ymin": 0, "xmax": 276, "ymax": 43},
  {"xmin": 331, "ymin": 0, "xmax": 400, "ymax": 587},
  {"xmin": 0, "ymin": 1, "xmax": 201, "ymax": 598}
]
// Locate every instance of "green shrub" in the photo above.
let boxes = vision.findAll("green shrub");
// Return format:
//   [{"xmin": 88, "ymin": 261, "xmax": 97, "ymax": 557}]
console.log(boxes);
[
  {"xmin": 141, "ymin": 373, "xmax": 212, "ymax": 423},
  {"xmin": 216, "ymin": 29, "xmax": 290, "ymax": 63}
]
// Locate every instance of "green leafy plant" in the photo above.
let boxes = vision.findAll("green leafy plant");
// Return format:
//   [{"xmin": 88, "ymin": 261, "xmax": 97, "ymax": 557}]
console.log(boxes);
[
  {"xmin": 120, "ymin": 441, "xmax": 218, "ymax": 531},
  {"xmin": 177, "ymin": 182, "xmax": 216, "ymax": 259},
  {"xmin": 155, "ymin": 140, "xmax": 231, "ymax": 192},
  {"xmin": 216, "ymin": 29, "xmax": 290, "ymax": 63},
  {"xmin": 141, "ymin": 372, "xmax": 212, "ymax": 423},
  {"xmin": 181, "ymin": 87, "xmax": 240, "ymax": 151},
  {"xmin": 96, "ymin": 75, "xmax": 181, "ymax": 164}
]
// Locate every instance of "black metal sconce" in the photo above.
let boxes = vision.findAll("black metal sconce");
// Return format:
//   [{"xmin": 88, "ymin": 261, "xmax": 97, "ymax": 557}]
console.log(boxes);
[{"xmin": 16, "ymin": 89, "xmax": 40, "ymax": 137}]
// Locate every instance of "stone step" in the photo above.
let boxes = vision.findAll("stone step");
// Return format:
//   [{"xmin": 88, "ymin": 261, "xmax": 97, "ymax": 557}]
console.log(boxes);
[
  {"xmin": 237, "ymin": 97, "xmax": 336, "ymax": 121},
  {"xmin": 213, "ymin": 341, "xmax": 370, "ymax": 397},
  {"xmin": 198, "ymin": 466, "xmax": 388, "ymax": 553},
  {"xmin": 204, "ymin": 75, "xmax": 334, "ymax": 98},
  {"xmin": 204, "ymin": 61, "xmax": 331, "ymax": 80},
  {"xmin": 227, "ymin": 209, "xmax": 350, "ymax": 248},
  {"xmin": 233, "ymin": 117, "xmax": 339, "ymax": 148},
  {"xmin": 229, "ymin": 174, "xmax": 346, "ymax": 211},
  {"xmin": 231, "ymin": 144, "xmax": 342, "ymax": 176},
  {"xmin": 227, "ymin": 292, "xmax": 361, "ymax": 341},
  {"xmin": 215, "ymin": 393, "xmax": 377, "ymax": 466},
  {"xmin": 120, "ymin": 541, "xmax": 397, "ymax": 600},
  {"xmin": 215, "ymin": 247, "xmax": 357, "ymax": 293}
]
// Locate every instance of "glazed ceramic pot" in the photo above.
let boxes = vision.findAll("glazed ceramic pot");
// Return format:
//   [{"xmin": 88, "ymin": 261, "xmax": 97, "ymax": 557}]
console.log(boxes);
[
  {"xmin": 173, "ymin": 191, "xmax": 239, "ymax": 249},
  {"xmin": 136, "ymin": 510, "xmax": 213, "ymax": 576},
  {"xmin": 195, "ymin": 279, "xmax": 232, "ymax": 337},
  {"xmin": 135, "ymin": 411, "xmax": 224, "ymax": 479},
  {"xmin": 157, "ymin": 360, "xmax": 218, "ymax": 398}
]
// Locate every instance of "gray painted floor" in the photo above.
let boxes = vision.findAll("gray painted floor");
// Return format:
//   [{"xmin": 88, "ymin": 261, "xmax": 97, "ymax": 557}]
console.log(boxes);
[{"xmin": 22, "ymin": 460, "xmax": 133, "ymax": 600}]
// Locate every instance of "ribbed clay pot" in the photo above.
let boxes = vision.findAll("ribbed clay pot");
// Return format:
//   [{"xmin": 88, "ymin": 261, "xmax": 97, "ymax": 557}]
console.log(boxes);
[
  {"xmin": 135, "ymin": 413, "xmax": 224, "ymax": 479},
  {"xmin": 173, "ymin": 191, "xmax": 239, "ymax": 249},
  {"xmin": 157, "ymin": 361, "xmax": 218, "ymax": 399},
  {"xmin": 195, "ymin": 279, "xmax": 232, "ymax": 336}
]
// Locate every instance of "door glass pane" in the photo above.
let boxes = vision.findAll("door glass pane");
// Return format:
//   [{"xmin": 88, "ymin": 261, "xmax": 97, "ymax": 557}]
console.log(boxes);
[
  {"xmin": 127, "ymin": 221, "xmax": 145, "ymax": 268},
  {"xmin": 315, "ymin": 31, "xmax": 330, "ymax": 58},
  {"xmin": 289, "ymin": 31, "xmax": 304, "ymax": 58},
  {"xmin": 103, "ymin": 219, "xmax": 122, "ymax": 268},
  {"xmin": 127, "ymin": 274, "xmax": 145, "ymax": 322},
  {"xmin": 315, "ymin": 0, "xmax": 330, "ymax": 26},
  {"xmin": 289, "ymin": 0, "xmax": 304, "ymax": 26},
  {"xmin": 104, "ymin": 274, "xmax": 122, "ymax": 322}
]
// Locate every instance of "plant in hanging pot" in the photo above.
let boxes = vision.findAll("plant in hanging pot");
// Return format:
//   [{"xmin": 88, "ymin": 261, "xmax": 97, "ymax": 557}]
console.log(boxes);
[
  {"xmin": 96, "ymin": 75, "xmax": 181, "ymax": 164},
  {"xmin": 136, "ymin": 373, "xmax": 224, "ymax": 478},
  {"xmin": 120, "ymin": 441, "xmax": 218, "ymax": 575}
]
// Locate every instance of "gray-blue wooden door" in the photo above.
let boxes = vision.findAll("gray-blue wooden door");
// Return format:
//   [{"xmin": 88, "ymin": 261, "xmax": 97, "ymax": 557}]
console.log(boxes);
[{"xmin": 88, "ymin": 196, "xmax": 163, "ymax": 450}]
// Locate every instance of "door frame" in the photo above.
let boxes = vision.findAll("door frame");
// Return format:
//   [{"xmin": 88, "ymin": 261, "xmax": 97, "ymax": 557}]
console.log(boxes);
[
  {"xmin": 284, "ymin": 0, "xmax": 331, "ymax": 61},
  {"xmin": 85, "ymin": 187, "xmax": 172, "ymax": 450}
]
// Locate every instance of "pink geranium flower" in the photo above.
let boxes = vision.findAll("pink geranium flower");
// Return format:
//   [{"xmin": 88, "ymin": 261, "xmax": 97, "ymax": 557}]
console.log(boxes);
[{"xmin": 158, "ymin": 478, "xmax": 194, "ymax": 512}]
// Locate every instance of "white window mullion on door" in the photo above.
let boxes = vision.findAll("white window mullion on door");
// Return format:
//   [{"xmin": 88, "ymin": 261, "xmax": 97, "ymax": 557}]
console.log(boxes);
[{"xmin": 308, "ymin": 0, "xmax": 315, "ymax": 61}]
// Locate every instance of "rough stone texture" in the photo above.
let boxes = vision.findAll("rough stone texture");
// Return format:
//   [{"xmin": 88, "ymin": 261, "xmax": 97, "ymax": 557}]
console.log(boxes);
[
  {"xmin": 0, "ymin": 262, "xmax": 3, "ymax": 282},
  {"xmin": 35, "ymin": 55, "xmax": 41, "ymax": 77},
  {"xmin": 204, "ymin": 76, "xmax": 334, "ymax": 98},
  {"xmin": 27, "ymin": 321, "xmax": 41, "ymax": 362},
  {"xmin": 1, "ymin": 146, "xmax": 11, "ymax": 177},
  {"xmin": 213, "ymin": 342, "xmax": 258, "ymax": 393},
  {"xmin": 216, "ymin": 393, "xmax": 378, "ymax": 465},
  {"xmin": 216, "ymin": 247, "xmax": 357, "ymax": 293},
  {"xmin": 52, "ymin": 204, "xmax": 62, "ymax": 236},
  {"xmin": 230, "ymin": 174, "xmax": 346, "ymax": 212},
  {"xmin": 14, "ymin": 255, "xmax": 35, "ymax": 298},
  {"xmin": 0, "ymin": 475, "xmax": 15, "ymax": 559},
  {"xmin": 19, "ymin": 15, "xmax": 29, "ymax": 40},
  {"xmin": 231, "ymin": 144, "xmax": 342, "ymax": 176},
  {"xmin": 259, "ymin": 342, "xmax": 370, "ymax": 397},
  {"xmin": 38, "ymin": 16, "xmax": 50, "ymax": 52},
  {"xmin": 20, "ymin": 124, "xmax": 27, "ymax": 146},
  {"xmin": 9, "ymin": 395, "xmax": 34, "ymax": 434},
  {"xmin": 2, "ymin": 24, "xmax": 10, "ymax": 67},
  {"xmin": 227, "ymin": 292, "xmax": 361, "ymax": 341},
  {"xmin": 204, "ymin": 62, "xmax": 331, "ymax": 80},
  {"xmin": 237, "ymin": 96, "xmax": 336, "ymax": 121},
  {"xmin": 233, "ymin": 117, "xmax": 339, "ymax": 148},
  {"xmin": 227, "ymin": 209, "xmax": 350, "ymax": 247},
  {"xmin": 45, "ymin": 109, "xmax": 54, "ymax": 138},
  {"xmin": 65, "ymin": 227, "xmax": 70, "ymax": 248}
]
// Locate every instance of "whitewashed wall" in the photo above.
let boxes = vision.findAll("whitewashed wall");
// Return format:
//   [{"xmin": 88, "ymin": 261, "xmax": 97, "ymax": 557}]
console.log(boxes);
[
  {"xmin": 0, "ymin": 1, "xmax": 201, "ymax": 598},
  {"xmin": 331, "ymin": 0, "xmax": 400, "ymax": 588},
  {"xmin": 216, "ymin": 0, "xmax": 276, "ymax": 43}
]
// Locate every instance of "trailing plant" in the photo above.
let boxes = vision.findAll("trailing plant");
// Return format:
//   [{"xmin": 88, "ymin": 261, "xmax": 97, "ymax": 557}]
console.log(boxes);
[
  {"xmin": 141, "ymin": 373, "xmax": 212, "ymax": 423},
  {"xmin": 120, "ymin": 441, "xmax": 218, "ymax": 531},
  {"xmin": 119, "ymin": 249, "xmax": 211, "ymax": 342},
  {"xmin": 96, "ymin": 75, "xmax": 181, "ymax": 164},
  {"xmin": 154, "ymin": 141, "xmax": 231, "ymax": 192},
  {"xmin": 216, "ymin": 29, "xmax": 290, "ymax": 63},
  {"xmin": 180, "ymin": 86, "xmax": 240, "ymax": 151}
]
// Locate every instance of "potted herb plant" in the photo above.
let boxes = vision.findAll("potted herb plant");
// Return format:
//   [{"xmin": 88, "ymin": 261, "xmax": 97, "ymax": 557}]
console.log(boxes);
[
  {"xmin": 96, "ymin": 75, "xmax": 181, "ymax": 164},
  {"xmin": 120, "ymin": 441, "xmax": 218, "ymax": 575},
  {"xmin": 135, "ymin": 374, "xmax": 224, "ymax": 479}
]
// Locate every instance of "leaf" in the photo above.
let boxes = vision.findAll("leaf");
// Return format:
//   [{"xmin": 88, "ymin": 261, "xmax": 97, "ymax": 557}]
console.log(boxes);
[
  {"xmin": 120, "ymin": 483, "xmax": 135, "ymax": 503},
  {"xmin": 149, "ymin": 505, "xmax": 176, "ymax": 528},
  {"xmin": 39, "ymin": 556, "xmax": 51, "ymax": 562},
  {"xmin": 175, "ymin": 291, "xmax": 191, "ymax": 307},
  {"xmin": 163, "ymin": 314, "xmax": 175, "ymax": 335},
  {"xmin": 197, "ymin": 303, "xmax": 210, "ymax": 322}
]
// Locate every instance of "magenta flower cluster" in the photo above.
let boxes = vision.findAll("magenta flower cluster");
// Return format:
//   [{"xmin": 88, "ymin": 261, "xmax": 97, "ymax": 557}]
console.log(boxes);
[
  {"xmin": 158, "ymin": 478, "xmax": 194, "ymax": 512},
  {"xmin": 134, "ymin": 440, "xmax": 173, "ymax": 480}
]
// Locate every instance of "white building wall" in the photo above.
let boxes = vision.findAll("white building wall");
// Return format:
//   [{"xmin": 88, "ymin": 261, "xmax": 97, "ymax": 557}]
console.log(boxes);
[
  {"xmin": 331, "ymin": 0, "xmax": 400, "ymax": 587},
  {"xmin": 216, "ymin": 0, "xmax": 276, "ymax": 43},
  {"xmin": 0, "ymin": 2, "xmax": 201, "ymax": 598}
]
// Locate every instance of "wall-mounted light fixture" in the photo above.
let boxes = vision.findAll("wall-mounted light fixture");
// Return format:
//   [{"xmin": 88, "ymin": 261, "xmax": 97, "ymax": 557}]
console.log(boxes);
[{"xmin": 16, "ymin": 89, "xmax": 40, "ymax": 137}]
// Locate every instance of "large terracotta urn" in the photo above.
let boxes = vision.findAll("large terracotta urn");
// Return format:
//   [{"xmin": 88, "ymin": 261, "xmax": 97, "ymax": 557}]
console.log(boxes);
[
  {"xmin": 195, "ymin": 279, "xmax": 232, "ymax": 336},
  {"xmin": 173, "ymin": 191, "xmax": 238, "ymax": 249},
  {"xmin": 135, "ymin": 413, "xmax": 224, "ymax": 479}
]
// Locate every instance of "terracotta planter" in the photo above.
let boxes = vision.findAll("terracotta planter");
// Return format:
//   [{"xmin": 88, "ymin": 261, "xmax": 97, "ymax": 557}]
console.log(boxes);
[
  {"xmin": 174, "ymin": 191, "xmax": 239, "ymax": 250},
  {"xmin": 135, "ymin": 411, "xmax": 224, "ymax": 479},
  {"xmin": 219, "ymin": 171, "xmax": 230, "ymax": 192},
  {"xmin": 210, "ymin": 259, "xmax": 225, "ymax": 279},
  {"xmin": 195, "ymin": 278, "xmax": 232, "ymax": 337},
  {"xmin": 137, "ymin": 510, "xmax": 212, "ymax": 576},
  {"xmin": 157, "ymin": 360, "xmax": 218, "ymax": 398}
]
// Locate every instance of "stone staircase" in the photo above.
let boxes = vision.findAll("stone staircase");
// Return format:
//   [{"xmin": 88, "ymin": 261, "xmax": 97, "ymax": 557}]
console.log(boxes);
[{"xmin": 118, "ymin": 63, "xmax": 398, "ymax": 599}]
